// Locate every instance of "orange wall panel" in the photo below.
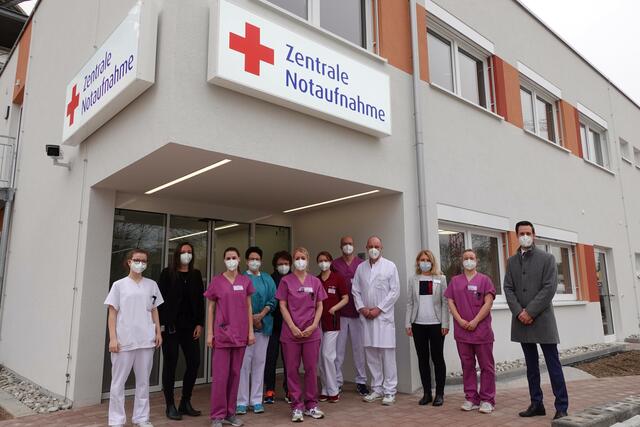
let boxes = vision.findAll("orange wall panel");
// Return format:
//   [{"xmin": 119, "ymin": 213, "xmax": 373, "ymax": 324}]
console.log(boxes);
[
  {"xmin": 507, "ymin": 231, "xmax": 519, "ymax": 256},
  {"xmin": 13, "ymin": 21, "xmax": 32, "ymax": 105},
  {"xmin": 576, "ymin": 244, "xmax": 599, "ymax": 303},
  {"xmin": 377, "ymin": 0, "xmax": 413, "ymax": 75},
  {"xmin": 492, "ymin": 56, "xmax": 523, "ymax": 128},
  {"xmin": 416, "ymin": 4, "xmax": 429, "ymax": 82},
  {"xmin": 559, "ymin": 100, "xmax": 582, "ymax": 157}
]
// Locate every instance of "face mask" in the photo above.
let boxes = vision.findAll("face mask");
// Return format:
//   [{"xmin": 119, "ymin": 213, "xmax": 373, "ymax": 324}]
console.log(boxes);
[
  {"xmin": 342, "ymin": 244, "xmax": 354, "ymax": 255},
  {"xmin": 294, "ymin": 259, "xmax": 307, "ymax": 271},
  {"xmin": 225, "ymin": 259, "xmax": 239, "ymax": 271},
  {"xmin": 277, "ymin": 264, "xmax": 290, "ymax": 275},
  {"xmin": 368, "ymin": 248, "xmax": 381, "ymax": 260},
  {"xmin": 248, "ymin": 260, "xmax": 261, "ymax": 271},
  {"xmin": 463, "ymin": 259, "xmax": 477, "ymax": 271},
  {"xmin": 130, "ymin": 261, "xmax": 147, "ymax": 274},
  {"xmin": 180, "ymin": 253, "xmax": 192, "ymax": 265},
  {"xmin": 419, "ymin": 261, "xmax": 432, "ymax": 272},
  {"xmin": 318, "ymin": 261, "xmax": 331, "ymax": 272},
  {"xmin": 519, "ymin": 235, "xmax": 533, "ymax": 248}
]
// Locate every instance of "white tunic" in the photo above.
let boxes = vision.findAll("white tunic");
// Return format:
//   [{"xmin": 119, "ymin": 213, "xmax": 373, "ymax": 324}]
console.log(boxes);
[
  {"xmin": 104, "ymin": 276, "xmax": 164, "ymax": 352},
  {"xmin": 352, "ymin": 257, "xmax": 400, "ymax": 348}
]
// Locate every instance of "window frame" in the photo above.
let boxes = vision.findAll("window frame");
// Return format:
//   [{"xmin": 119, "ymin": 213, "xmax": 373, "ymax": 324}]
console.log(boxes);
[
  {"xmin": 579, "ymin": 117, "xmax": 610, "ymax": 169},
  {"xmin": 535, "ymin": 239, "xmax": 578, "ymax": 301},
  {"xmin": 438, "ymin": 223, "xmax": 506, "ymax": 302},
  {"xmin": 426, "ymin": 20, "xmax": 493, "ymax": 111},
  {"xmin": 619, "ymin": 138, "xmax": 632, "ymax": 163},
  {"xmin": 519, "ymin": 78, "xmax": 560, "ymax": 145}
]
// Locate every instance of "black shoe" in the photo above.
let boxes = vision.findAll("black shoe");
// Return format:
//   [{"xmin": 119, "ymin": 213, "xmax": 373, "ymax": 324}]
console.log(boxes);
[
  {"xmin": 553, "ymin": 411, "xmax": 568, "ymax": 420},
  {"xmin": 432, "ymin": 395, "xmax": 444, "ymax": 407},
  {"xmin": 418, "ymin": 394, "xmax": 433, "ymax": 405},
  {"xmin": 519, "ymin": 404, "xmax": 546, "ymax": 417},
  {"xmin": 179, "ymin": 400, "xmax": 202, "ymax": 417},
  {"xmin": 166, "ymin": 403, "xmax": 183, "ymax": 420},
  {"xmin": 356, "ymin": 383, "xmax": 370, "ymax": 396}
]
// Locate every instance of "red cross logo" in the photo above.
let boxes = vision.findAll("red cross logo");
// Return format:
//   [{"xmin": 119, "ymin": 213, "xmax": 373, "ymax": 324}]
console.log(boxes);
[
  {"xmin": 66, "ymin": 84, "xmax": 80, "ymax": 126},
  {"xmin": 229, "ymin": 23, "xmax": 274, "ymax": 76}
]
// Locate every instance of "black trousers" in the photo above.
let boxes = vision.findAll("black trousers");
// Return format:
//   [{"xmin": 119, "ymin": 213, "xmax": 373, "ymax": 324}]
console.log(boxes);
[
  {"xmin": 411, "ymin": 323, "xmax": 446, "ymax": 395},
  {"xmin": 161, "ymin": 326, "xmax": 200, "ymax": 406},
  {"xmin": 264, "ymin": 320, "xmax": 288, "ymax": 393},
  {"xmin": 521, "ymin": 343, "xmax": 569, "ymax": 412}
]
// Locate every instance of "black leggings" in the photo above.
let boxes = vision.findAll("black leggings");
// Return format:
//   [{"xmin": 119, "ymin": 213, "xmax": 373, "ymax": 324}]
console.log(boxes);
[
  {"xmin": 412, "ymin": 323, "xmax": 446, "ymax": 395},
  {"xmin": 264, "ymin": 319, "xmax": 288, "ymax": 393},
  {"xmin": 161, "ymin": 327, "xmax": 200, "ymax": 405}
]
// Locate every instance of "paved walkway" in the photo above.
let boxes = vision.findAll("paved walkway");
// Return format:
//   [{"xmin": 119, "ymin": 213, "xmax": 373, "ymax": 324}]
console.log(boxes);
[{"xmin": 1, "ymin": 373, "xmax": 639, "ymax": 427}]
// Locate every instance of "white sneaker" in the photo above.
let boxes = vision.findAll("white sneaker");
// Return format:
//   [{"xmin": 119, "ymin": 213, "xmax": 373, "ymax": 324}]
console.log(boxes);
[
  {"xmin": 461, "ymin": 400, "xmax": 480, "ymax": 411},
  {"xmin": 211, "ymin": 421, "xmax": 223, "ymax": 427},
  {"xmin": 135, "ymin": 422, "xmax": 154, "ymax": 427},
  {"xmin": 381, "ymin": 394, "xmax": 396, "ymax": 405},
  {"xmin": 479, "ymin": 401, "xmax": 494, "ymax": 414},
  {"xmin": 363, "ymin": 391, "xmax": 384, "ymax": 402},
  {"xmin": 304, "ymin": 407, "xmax": 325, "ymax": 419},
  {"xmin": 291, "ymin": 409, "xmax": 304, "ymax": 422}
]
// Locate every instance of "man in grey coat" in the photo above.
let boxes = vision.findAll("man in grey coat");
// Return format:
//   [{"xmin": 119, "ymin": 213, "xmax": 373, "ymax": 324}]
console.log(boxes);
[{"xmin": 504, "ymin": 221, "xmax": 568, "ymax": 420}]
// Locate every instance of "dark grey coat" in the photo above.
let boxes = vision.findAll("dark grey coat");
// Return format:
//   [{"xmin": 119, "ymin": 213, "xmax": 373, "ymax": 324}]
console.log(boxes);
[{"xmin": 503, "ymin": 246, "xmax": 560, "ymax": 344}]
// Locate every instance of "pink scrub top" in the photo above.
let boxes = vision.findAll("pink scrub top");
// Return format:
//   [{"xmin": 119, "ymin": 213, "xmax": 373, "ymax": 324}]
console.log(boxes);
[
  {"xmin": 204, "ymin": 273, "xmax": 255, "ymax": 348},
  {"xmin": 276, "ymin": 273, "xmax": 327, "ymax": 343},
  {"xmin": 331, "ymin": 256, "xmax": 363, "ymax": 318},
  {"xmin": 444, "ymin": 272, "xmax": 496, "ymax": 344}
]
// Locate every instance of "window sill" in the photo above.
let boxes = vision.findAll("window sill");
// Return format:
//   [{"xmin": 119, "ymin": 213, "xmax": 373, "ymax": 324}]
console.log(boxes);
[
  {"xmin": 255, "ymin": 0, "xmax": 387, "ymax": 64},
  {"xmin": 621, "ymin": 156, "xmax": 633, "ymax": 165},
  {"xmin": 636, "ymin": 164, "xmax": 640, "ymax": 171},
  {"xmin": 583, "ymin": 158, "xmax": 616, "ymax": 175},
  {"xmin": 492, "ymin": 299, "xmax": 587, "ymax": 311},
  {"xmin": 429, "ymin": 82, "xmax": 504, "ymax": 122},
  {"xmin": 523, "ymin": 129, "xmax": 571, "ymax": 154}
]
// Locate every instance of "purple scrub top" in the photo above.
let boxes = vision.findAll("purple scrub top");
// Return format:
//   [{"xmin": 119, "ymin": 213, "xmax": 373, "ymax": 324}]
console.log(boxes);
[
  {"xmin": 276, "ymin": 273, "xmax": 327, "ymax": 343},
  {"xmin": 444, "ymin": 272, "xmax": 496, "ymax": 344},
  {"xmin": 331, "ymin": 256, "xmax": 363, "ymax": 318}
]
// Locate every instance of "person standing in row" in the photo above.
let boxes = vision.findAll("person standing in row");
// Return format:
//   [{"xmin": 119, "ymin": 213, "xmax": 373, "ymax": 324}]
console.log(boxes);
[
  {"xmin": 264, "ymin": 251, "xmax": 292, "ymax": 404},
  {"xmin": 405, "ymin": 250, "xmax": 449, "ymax": 406},
  {"xmin": 316, "ymin": 251, "xmax": 349, "ymax": 403},
  {"xmin": 237, "ymin": 247, "xmax": 277, "ymax": 415},
  {"xmin": 445, "ymin": 249, "xmax": 496, "ymax": 414},
  {"xmin": 277, "ymin": 247, "xmax": 327, "ymax": 422},
  {"xmin": 158, "ymin": 242, "xmax": 204, "ymax": 420},
  {"xmin": 353, "ymin": 236, "xmax": 400, "ymax": 406},
  {"xmin": 504, "ymin": 221, "xmax": 569, "ymax": 420},
  {"xmin": 205, "ymin": 247, "xmax": 255, "ymax": 427},
  {"xmin": 331, "ymin": 236, "xmax": 369, "ymax": 396},
  {"xmin": 105, "ymin": 248, "xmax": 163, "ymax": 427}
]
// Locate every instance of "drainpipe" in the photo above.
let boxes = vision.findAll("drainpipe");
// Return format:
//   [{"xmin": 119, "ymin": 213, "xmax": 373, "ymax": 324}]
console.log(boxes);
[{"xmin": 409, "ymin": 0, "xmax": 429, "ymax": 249}]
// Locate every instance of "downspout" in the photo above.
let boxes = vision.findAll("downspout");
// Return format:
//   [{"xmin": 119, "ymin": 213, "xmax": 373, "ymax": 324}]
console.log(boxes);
[{"xmin": 409, "ymin": 0, "xmax": 429, "ymax": 249}]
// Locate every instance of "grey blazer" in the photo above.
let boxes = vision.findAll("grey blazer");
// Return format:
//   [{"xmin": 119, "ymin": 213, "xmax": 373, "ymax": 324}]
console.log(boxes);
[
  {"xmin": 405, "ymin": 274, "xmax": 450, "ymax": 329},
  {"xmin": 504, "ymin": 246, "xmax": 560, "ymax": 344}
]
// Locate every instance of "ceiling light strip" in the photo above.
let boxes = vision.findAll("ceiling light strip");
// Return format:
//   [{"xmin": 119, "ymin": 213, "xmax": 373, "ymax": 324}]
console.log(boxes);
[
  {"xmin": 283, "ymin": 190, "xmax": 380, "ymax": 213},
  {"xmin": 214, "ymin": 223, "xmax": 240, "ymax": 231},
  {"xmin": 169, "ymin": 230, "xmax": 208, "ymax": 241},
  {"xmin": 145, "ymin": 159, "xmax": 232, "ymax": 195}
]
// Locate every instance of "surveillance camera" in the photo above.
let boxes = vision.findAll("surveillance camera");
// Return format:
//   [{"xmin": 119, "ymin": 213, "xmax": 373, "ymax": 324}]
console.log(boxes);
[{"xmin": 46, "ymin": 144, "xmax": 62, "ymax": 159}]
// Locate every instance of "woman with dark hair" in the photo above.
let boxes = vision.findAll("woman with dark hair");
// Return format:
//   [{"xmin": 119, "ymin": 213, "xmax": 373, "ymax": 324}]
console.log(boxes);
[
  {"xmin": 157, "ymin": 242, "xmax": 205, "ymax": 420},
  {"xmin": 264, "ymin": 250, "xmax": 292, "ymax": 404}
]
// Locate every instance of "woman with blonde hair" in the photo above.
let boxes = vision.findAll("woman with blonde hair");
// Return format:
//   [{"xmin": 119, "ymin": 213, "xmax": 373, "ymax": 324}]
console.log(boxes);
[{"xmin": 405, "ymin": 249, "xmax": 449, "ymax": 406}]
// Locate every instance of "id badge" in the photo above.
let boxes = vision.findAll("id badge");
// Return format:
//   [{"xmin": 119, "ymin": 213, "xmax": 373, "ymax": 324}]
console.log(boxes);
[
  {"xmin": 233, "ymin": 285, "xmax": 244, "ymax": 291},
  {"xmin": 328, "ymin": 287, "xmax": 336, "ymax": 294},
  {"xmin": 467, "ymin": 285, "xmax": 478, "ymax": 291},
  {"xmin": 303, "ymin": 287, "xmax": 313, "ymax": 293}
]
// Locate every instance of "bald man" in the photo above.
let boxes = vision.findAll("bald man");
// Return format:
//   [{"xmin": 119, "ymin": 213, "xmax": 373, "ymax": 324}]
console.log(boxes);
[{"xmin": 352, "ymin": 236, "xmax": 400, "ymax": 405}]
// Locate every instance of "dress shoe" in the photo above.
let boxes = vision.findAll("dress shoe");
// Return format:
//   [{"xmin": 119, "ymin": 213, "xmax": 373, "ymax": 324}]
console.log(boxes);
[
  {"xmin": 432, "ymin": 395, "xmax": 444, "ymax": 406},
  {"xmin": 166, "ymin": 403, "xmax": 183, "ymax": 420},
  {"xmin": 519, "ymin": 403, "xmax": 546, "ymax": 417},
  {"xmin": 418, "ymin": 394, "xmax": 433, "ymax": 405},
  {"xmin": 179, "ymin": 400, "xmax": 202, "ymax": 416},
  {"xmin": 553, "ymin": 411, "xmax": 568, "ymax": 419}
]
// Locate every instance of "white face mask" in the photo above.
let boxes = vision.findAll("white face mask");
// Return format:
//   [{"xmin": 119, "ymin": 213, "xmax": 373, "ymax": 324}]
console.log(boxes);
[
  {"xmin": 463, "ymin": 259, "xmax": 477, "ymax": 271},
  {"xmin": 248, "ymin": 260, "xmax": 261, "ymax": 271},
  {"xmin": 368, "ymin": 248, "xmax": 381, "ymax": 260},
  {"xmin": 419, "ymin": 261, "xmax": 432, "ymax": 272},
  {"xmin": 277, "ymin": 264, "xmax": 290, "ymax": 275},
  {"xmin": 519, "ymin": 235, "xmax": 533, "ymax": 248},
  {"xmin": 318, "ymin": 261, "xmax": 331, "ymax": 272},
  {"xmin": 294, "ymin": 259, "xmax": 307, "ymax": 271},
  {"xmin": 180, "ymin": 253, "xmax": 192, "ymax": 265},
  {"xmin": 130, "ymin": 261, "xmax": 147, "ymax": 274},
  {"xmin": 225, "ymin": 258, "xmax": 239, "ymax": 271},
  {"xmin": 342, "ymin": 244, "xmax": 354, "ymax": 255}
]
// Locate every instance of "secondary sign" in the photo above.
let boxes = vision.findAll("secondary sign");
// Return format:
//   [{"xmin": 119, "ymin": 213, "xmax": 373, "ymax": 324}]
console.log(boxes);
[
  {"xmin": 62, "ymin": 0, "xmax": 158, "ymax": 146},
  {"xmin": 208, "ymin": 0, "xmax": 392, "ymax": 137}
]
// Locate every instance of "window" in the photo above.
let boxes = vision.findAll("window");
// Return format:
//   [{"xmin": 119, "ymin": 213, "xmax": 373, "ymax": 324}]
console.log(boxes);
[
  {"xmin": 426, "ymin": 27, "xmax": 491, "ymax": 109},
  {"xmin": 520, "ymin": 82, "xmax": 558, "ymax": 143},
  {"xmin": 620, "ymin": 138, "xmax": 631, "ymax": 162},
  {"xmin": 535, "ymin": 240, "xmax": 577, "ymax": 300},
  {"xmin": 438, "ymin": 225, "xmax": 505, "ymax": 297},
  {"xmin": 580, "ymin": 119, "xmax": 610, "ymax": 169},
  {"xmin": 266, "ymin": 0, "xmax": 368, "ymax": 48}
]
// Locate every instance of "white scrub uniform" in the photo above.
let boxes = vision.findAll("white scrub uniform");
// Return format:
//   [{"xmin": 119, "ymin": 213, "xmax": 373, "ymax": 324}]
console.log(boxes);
[
  {"xmin": 352, "ymin": 257, "xmax": 400, "ymax": 396},
  {"xmin": 104, "ymin": 276, "xmax": 164, "ymax": 427}
]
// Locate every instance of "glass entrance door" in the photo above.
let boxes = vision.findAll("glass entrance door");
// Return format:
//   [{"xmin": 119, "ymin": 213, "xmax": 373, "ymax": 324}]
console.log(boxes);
[{"xmin": 595, "ymin": 250, "xmax": 615, "ymax": 337}]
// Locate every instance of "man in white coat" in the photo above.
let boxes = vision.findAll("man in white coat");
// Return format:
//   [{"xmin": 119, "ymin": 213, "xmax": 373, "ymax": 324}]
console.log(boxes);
[{"xmin": 352, "ymin": 236, "xmax": 400, "ymax": 405}]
